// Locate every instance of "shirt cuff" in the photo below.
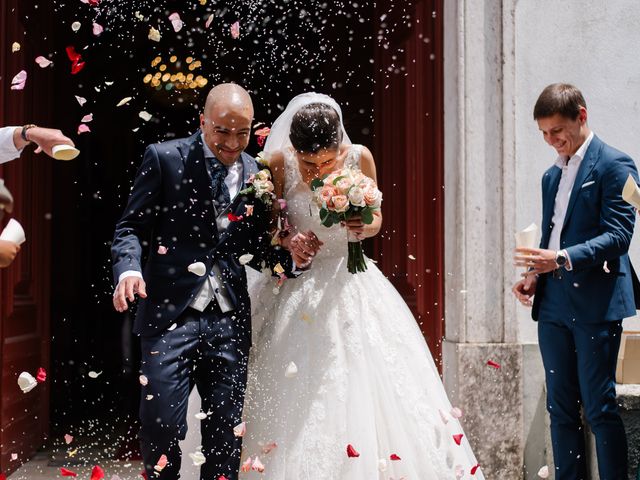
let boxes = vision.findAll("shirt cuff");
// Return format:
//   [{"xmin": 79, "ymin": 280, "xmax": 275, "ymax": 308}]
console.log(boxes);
[
  {"xmin": 562, "ymin": 249, "xmax": 573, "ymax": 271},
  {"xmin": 0, "ymin": 126, "xmax": 22, "ymax": 164}
]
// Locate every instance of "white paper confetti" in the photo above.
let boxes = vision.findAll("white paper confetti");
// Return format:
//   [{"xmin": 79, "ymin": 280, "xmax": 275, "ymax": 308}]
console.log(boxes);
[{"xmin": 285, "ymin": 361, "xmax": 298, "ymax": 378}]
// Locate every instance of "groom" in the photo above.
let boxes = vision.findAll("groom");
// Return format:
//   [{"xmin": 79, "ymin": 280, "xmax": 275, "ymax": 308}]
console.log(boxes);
[
  {"xmin": 112, "ymin": 83, "xmax": 319, "ymax": 479},
  {"xmin": 513, "ymin": 83, "xmax": 639, "ymax": 479}
]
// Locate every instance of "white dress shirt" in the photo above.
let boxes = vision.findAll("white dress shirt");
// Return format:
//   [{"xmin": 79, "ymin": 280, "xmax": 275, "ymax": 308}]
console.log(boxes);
[
  {"xmin": 548, "ymin": 131, "xmax": 594, "ymax": 263},
  {"xmin": 117, "ymin": 137, "xmax": 244, "ymax": 314},
  {"xmin": 0, "ymin": 126, "xmax": 22, "ymax": 164}
]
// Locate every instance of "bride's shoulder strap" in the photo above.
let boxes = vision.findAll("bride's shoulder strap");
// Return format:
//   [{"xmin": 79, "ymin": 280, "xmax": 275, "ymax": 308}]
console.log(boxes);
[
  {"xmin": 282, "ymin": 147, "xmax": 301, "ymax": 191},
  {"xmin": 345, "ymin": 144, "xmax": 364, "ymax": 169}
]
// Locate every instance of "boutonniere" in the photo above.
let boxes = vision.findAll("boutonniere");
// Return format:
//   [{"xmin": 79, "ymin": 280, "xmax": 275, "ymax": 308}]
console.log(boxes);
[{"xmin": 239, "ymin": 168, "xmax": 276, "ymax": 207}]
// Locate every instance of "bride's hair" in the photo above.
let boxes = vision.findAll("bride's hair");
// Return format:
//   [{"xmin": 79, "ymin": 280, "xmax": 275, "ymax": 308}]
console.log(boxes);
[{"xmin": 289, "ymin": 103, "xmax": 343, "ymax": 154}]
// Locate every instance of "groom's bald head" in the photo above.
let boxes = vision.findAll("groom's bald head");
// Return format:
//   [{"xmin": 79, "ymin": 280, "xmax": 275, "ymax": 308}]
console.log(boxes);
[
  {"xmin": 204, "ymin": 83, "xmax": 253, "ymax": 117},
  {"xmin": 200, "ymin": 83, "xmax": 254, "ymax": 165}
]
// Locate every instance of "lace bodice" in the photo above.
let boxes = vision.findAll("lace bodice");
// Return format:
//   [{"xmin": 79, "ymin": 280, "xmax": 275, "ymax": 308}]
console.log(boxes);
[{"xmin": 283, "ymin": 145, "xmax": 363, "ymax": 261}]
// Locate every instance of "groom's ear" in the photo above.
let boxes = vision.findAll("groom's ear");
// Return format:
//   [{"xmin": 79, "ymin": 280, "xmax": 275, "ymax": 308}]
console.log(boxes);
[{"xmin": 199, "ymin": 113, "xmax": 205, "ymax": 129}]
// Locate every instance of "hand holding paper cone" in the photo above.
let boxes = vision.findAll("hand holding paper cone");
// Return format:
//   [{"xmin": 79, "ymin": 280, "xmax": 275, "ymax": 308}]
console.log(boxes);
[
  {"xmin": 622, "ymin": 174, "xmax": 640, "ymax": 210},
  {"xmin": 515, "ymin": 223, "xmax": 539, "ymax": 248}
]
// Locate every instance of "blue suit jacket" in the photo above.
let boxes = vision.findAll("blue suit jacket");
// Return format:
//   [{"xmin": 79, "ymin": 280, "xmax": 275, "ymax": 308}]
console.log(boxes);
[
  {"xmin": 112, "ymin": 132, "xmax": 293, "ymax": 336},
  {"xmin": 532, "ymin": 134, "xmax": 640, "ymax": 323}
]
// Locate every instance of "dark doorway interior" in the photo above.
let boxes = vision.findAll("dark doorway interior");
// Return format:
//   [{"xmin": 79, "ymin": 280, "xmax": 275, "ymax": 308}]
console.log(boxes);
[{"xmin": 45, "ymin": 0, "xmax": 375, "ymax": 446}]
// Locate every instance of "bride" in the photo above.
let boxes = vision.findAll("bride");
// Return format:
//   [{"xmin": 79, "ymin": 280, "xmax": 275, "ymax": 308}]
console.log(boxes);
[{"xmin": 180, "ymin": 93, "xmax": 484, "ymax": 479}]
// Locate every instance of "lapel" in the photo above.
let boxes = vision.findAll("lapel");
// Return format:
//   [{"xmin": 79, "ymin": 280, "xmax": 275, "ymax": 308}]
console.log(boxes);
[
  {"xmin": 541, "ymin": 167, "xmax": 561, "ymax": 246},
  {"xmin": 561, "ymin": 134, "xmax": 602, "ymax": 231},
  {"xmin": 179, "ymin": 131, "xmax": 218, "ymax": 237}
]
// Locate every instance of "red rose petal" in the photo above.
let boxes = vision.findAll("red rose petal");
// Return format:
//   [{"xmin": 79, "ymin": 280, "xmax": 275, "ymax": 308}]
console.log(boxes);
[
  {"xmin": 346, "ymin": 444, "xmax": 360, "ymax": 457},
  {"xmin": 390, "ymin": 453, "xmax": 401, "ymax": 461},
  {"xmin": 218, "ymin": 477, "xmax": 228, "ymax": 480},
  {"xmin": 487, "ymin": 360, "xmax": 501, "ymax": 369},
  {"xmin": 71, "ymin": 60, "xmax": 85, "ymax": 75},
  {"xmin": 140, "ymin": 471, "xmax": 148, "ymax": 479},
  {"xmin": 90, "ymin": 465, "xmax": 104, "ymax": 480},
  {"xmin": 36, "ymin": 367, "xmax": 47, "ymax": 383},
  {"xmin": 227, "ymin": 213, "xmax": 243, "ymax": 222},
  {"xmin": 471, "ymin": 463, "xmax": 480, "ymax": 475},
  {"xmin": 65, "ymin": 46, "xmax": 81, "ymax": 63},
  {"xmin": 60, "ymin": 467, "xmax": 78, "ymax": 477},
  {"xmin": 453, "ymin": 434, "xmax": 464, "ymax": 445}
]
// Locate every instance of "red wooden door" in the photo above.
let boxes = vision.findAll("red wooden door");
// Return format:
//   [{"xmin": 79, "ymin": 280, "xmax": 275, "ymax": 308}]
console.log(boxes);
[
  {"xmin": 0, "ymin": 1, "xmax": 53, "ymax": 474},
  {"xmin": 373, "ymin": 0, "xmax": 444, "ymax": 363}
]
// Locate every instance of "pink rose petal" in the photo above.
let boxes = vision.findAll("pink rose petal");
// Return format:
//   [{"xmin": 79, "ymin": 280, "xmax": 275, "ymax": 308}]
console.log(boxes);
[
  {"xmin": 81, "ymin": 113, "xmax": 93, "ymax": 123},
  {"xmin": 240, "ymin": 457, "xmax": 252, "ymax": 472},
  {"xmin": 11, "ymin": 70, "xmax": 27, "ymax": 90},
  {"xmin": 75, "ymin": 95, "xmax": 87, "ymax": 106},
  {"xmin": 77, "ymin": 124, "xmax": 91, "ymax": 134},
  {"xmin": 487, "ymin": 359, "xmax": 501, "ymax": 369},
  {"xmin": 205, "ymin": 14, "xmax": 214, "ymax": 28},
  {"xmin": 64, "ymin": 433, "xmax": 74, "ymax": 444},
  {"xmin": 251, "ymin": 456, "xmax": 265, "ymax": 473},
  {"xmin": 157, "ymin": 246, "xmax": 168, "ymax": 255},
  {"xmin": 261, "ymin": 441, "xmax": 277, "ymax": 454},
  {"xmin": 35, "ymin": 56, "xmax": 53, "ymax": 68},
  {"xmin": 450, "ymin": 407, "xmax": 463, "ymax": 419},
  {"xmin": 233, "ymin": 421, "xmax": 246, "ymax": 437},
  {"xmin": 92, "ymin": 22, "xmax": 104, "ymax": 36},
  {"xmin": 230, "ymin": 21, "xmax": 240, "ymax": 39},
  {"xmin": 168, "ymin": 12, "xmax": 183, "ymax": 32}
]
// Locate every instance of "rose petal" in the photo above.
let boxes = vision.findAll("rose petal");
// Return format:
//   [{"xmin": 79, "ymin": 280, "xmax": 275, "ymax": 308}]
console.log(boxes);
[
  {"xmin": 146, "ymin": 395, "xmax": 153, "ymax": 400},
  {"xmin": 75, "ymin": 95, "xmax": 87, "ymax": 106},
  {"xmin": 188, "ymin": 451, "xmax": 206, "ymax": 466},
  {"xmin": 230, "ymin": 21, "xmax": 240, "ymax": 39},
  {"xmin": 251, "ymin": 457, "xmax": 265, "ymax": 473},
  {"xmin": 10, "ymin": 453, "xmax": 17, "ymax": 461},
  {"xmin": 537, "ymin": 465, "xmax": 549, "ymax": 478},
  {"xmin": 71, "ymin": 60, "xmax": 85, "ymax": 75},
  {"xmin": 71, "ymin": 21, "xmax": 82, "ymax": 32},
  {"xmin": 35, "ymin": 56, "xmax": 53, "ymax": 68},
  {"xmin": 205, "ymin": 14, "xmax": 214, "ymax": 28},
  {"xmin": 487, "ymin": 360, "xmax": 501, "ymax": 369},
  {"xmin": 66, "ymin": 45, "xmax": 81, "ymax": 62},
  {"xmin": 154, "ymin": 454, "xmax": 168, "ymax": 472},
  {"xmin": 12, "ymin": 42, "xmax": 20, "ymax": 52},
  {"xmin": 88, "ymin": 371, "xmax": 102, "ymax": 378},
  {"xmin": 261, "ymin": 441, "xmax": 277, "ymax": 455},
  {"xmin": 187, "ymin": 262, "xmax": 206, "ymax": 276},
  {"xmin": 17, "ymin": 372, "xmax": 37, "ymax": 393},
  {"xmin": 90, "ymin": 465, "xmax": 105, "ymax": 480},
  {"xmin": 450, "ymin": 407, "xmax": 463, "ymax": 419},
  {"xmin": 346, "ymin": 444, "xmax": 360, "ymax": 457},
  {"xmin": 195, "ymin": 412, "xmax": 207, "ymax": 420},
  {"xmin": 240, "ymin": 457, "xmax": 252, "ymax": 472},
  {"xmin": 11, "ymin": 70, "xmax": 27, "ymax": 90},
  {"xmin": 390, "ymin": 453, "xmax": 401, "ymax": 461},
  {"xmin": 116, "ymin": 97, "xmax": 132, "ymax": 107},
  {"xmin": 233, "ymin": 421, "xmax": 246, "ymax": 437},
  {"xmin": 139, "ymin": 111, "xmax": 152, "ymax": 122},
  {"xmin": 77, "ymin": 124, "xmax": 91, "ymax": 134},
  {"xmin": 244, "ymin": 204, "xmax": 254, "ymax": 216},
  {"xmin": 168, "ymin": 12, "xmax": 183, "ymax": 32},
  {"xmin": 60, "ymin": 467, "xmax": 78, "ymax": 477},
  {"xmin": 285, "ymin": 361, "xmax": 298, "ymax": 378},
  {"xmin": 239, "ymin": 253, "xmax": 254, "ymax": 265},
  {"xmin": 139, "ymin": 375, "xmax": 149, "ymax": 386},
  {"xmin": 81, "ymin": 113, "xmax": 93, "ymax": 123},
  {"xmin": 36, "ymin": 367, "xmax": 47, "ymax": 383},
  {"xmin": 453, "ymin": 433, "xmax": 464, "ymax": 445},
  {"xmin": 227, "ymin": 212, "xmax": 243, "ymax": 222},
  {"xmin": 148, "ymin": 26, "xmax": 161, "ymax": 42},
  {"xmin": 92, "ymin": 22, "xmax": 103, "ymax": 36},
  {"xmin": 64, "ymin": 434, "xmax": 73, "ymax": 444},
  {"xmin": 157, "ymin": 245, "xmax": 168, "ymax": 255},
  {"xmin": 471, "ymin": 463, "xmax": 481, "ymax": 475}
]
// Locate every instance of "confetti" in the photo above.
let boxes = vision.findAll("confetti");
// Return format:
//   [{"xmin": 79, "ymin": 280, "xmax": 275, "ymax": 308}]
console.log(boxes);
[
  {"xmin": 88, "ymin": 371, "xmax": 102, "ymax": 378},
  {"xmin": 285, "ymin": 361, "xmax": 298, "ymax": 378},
  {"xmin": 453, "ymin": 433, "xmax": 464, "ymax": 445},
  {"xmin": 487, "ymin": 360, "xmax": 501, "ymax": 369},
  {"xmin": 239, "ymin": 253, "xmax": 254, "ymax": 265},
  {"xmin": 188, "ymin": 262, "xmax": 206, "ymax": 276},
  {"xmin": 17, "ymin": 372, "xmax": 37, "ymax": 393},
  {"xmin": 148, "ymin": 26, "xmax": 161, "ymax": 42},
  {"xmin": 168, "ymin": 12, "xmax": 183, "ymax": 32},
  {"xmin": 116, "ymin": 97, "xmax": 132, "ymax": 107},
  {"xmin": 64, "ymin": 434, "xmax": 73, "ymax": 444},
  {"xmin": 205, "ymin": 14, "xmax": 214, "ymax": 28},
  {"xmin": 139, "ymin": 375, "xmax": 149, "ymax": 386},
  {"xmin": 75, "ymin": 95, "xmax": 87, "ymax": 106},
  {"xmin": 11, "ymin": 42, "xmax": 20, "ymax": 52},
  {"xmin": 537, "ymin": 465, "xmax": 549, "ymax": 478},
  {"xmin": 346, "ymin": 444, "xmax": 360, "ymax": 458},
  {"xmin": 60, "ymin": 467, "xmax": 78, "ymax": 477},
  {"xmin": 77, "ymin": 124, "xmax": 91, "ymax": 134},
  {"xmin": 81, "ymin": 113, "xmax": 93, "ymax": 123},
  {"xmin": 92, "ymin": 22, "xmax": 104, "ymax": 36},
  {"xmin": 36, "ymin": 367, "xmax": 47, "ymax": 383},
  {"xmin": 11, "ymin": 70, "xmax": 27, "ymax": 90},
  {"xmin": 35, "ymin": 56, "xmax": 53, "ymax": 68},
  {"xmin": 230, "ymin": 21, "xmax": 240, "ymax": 39},
  {"xmin": 139, "ymin": 111, "xmax": 152, "ymax": 122},
  {"xmin": 233, "ymin": 421, "xmax": 246, "ymax": 437},
  {"xmin": 71, "ymin": 21, "xmax": 82, "ymax": 32}
]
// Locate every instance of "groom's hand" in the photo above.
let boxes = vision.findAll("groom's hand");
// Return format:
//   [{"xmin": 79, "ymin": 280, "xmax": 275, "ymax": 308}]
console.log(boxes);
[
  {"xmin": 113, "ymin": 276, "xmax": 147, "ymax": 312},
  {"xmin": 290, "ymin": 230, "xmax": 323, "ymax": 269},
  {"xmin": 513, "ymin": 247, "xmax": 557, "ymax": 275}
]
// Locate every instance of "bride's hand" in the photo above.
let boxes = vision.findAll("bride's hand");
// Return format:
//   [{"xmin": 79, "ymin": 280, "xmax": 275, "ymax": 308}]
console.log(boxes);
[
  {"xmin": 343, "ymin": 216, "xmax": 365, "ymax": 240},
  {"xmin": 290, "ymin": 231, "xmax": 323, "ymax": 268}
]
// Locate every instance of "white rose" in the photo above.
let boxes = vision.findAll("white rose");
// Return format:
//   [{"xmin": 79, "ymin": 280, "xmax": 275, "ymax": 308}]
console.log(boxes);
[
  {"xmin": 348, "ymin": 186, "xmax": 366, "ymax": 207},
  {"xmin": 255, "ymin": 169, "xmax": 271, "ymax": 182}
]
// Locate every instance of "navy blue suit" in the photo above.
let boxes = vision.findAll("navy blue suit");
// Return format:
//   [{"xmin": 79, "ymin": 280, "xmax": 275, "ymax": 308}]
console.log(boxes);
[
  {"xmin": 533, "ymin": 134, "xmax": 639, "ymax": 480},
  {"xmin": 112, "ymin": 132, "xmax": 293, "ymax": 479}
]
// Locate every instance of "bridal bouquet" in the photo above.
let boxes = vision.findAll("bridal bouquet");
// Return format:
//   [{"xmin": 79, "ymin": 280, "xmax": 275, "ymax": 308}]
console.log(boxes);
[{"xmin": 311, "ymin": 166, "xmax": 382, "ymax": 273}]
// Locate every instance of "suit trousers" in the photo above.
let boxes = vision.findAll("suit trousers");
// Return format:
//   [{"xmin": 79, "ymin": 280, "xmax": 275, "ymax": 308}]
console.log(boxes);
[
  {"xmin": 137, "ymin": 302, "xmax": 251, "ymax": 480},
  {"xmin": 538, "ymin": 276, "xmax": 627, "ymax": 480}
]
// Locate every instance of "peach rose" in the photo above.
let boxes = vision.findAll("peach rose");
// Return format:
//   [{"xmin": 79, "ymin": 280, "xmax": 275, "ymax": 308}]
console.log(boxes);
[
  {"xmin": 319, "ymin": 185, "xmax": 338, "ymax": 207},
  {"xmin": 331, "ymin": 194, "xmax": 350, "ymax": 213},
  {"xmin": 363, "ymin": 185, "xmax": 382, "ymax": 208}
]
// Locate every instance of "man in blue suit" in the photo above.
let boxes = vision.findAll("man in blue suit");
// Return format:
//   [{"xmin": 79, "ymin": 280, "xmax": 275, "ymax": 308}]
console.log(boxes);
[
  {"xmin": 513, "ymin": 83, "xmax": 639, "ymax": 480},
  {"xmin": 111, "ymin": 83, "xmax": 319, "ymax": 479}
]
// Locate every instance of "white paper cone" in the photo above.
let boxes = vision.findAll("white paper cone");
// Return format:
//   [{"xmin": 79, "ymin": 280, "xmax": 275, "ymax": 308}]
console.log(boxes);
[
  {"xmin": 52, "ymin": 144, "xmax": 80, "ymax": 161},
  {"xmin": 0, "ymin": 218, "xmax": 26, "ymax": 245},
  {"xmin": 622, "ymin": 174, "xmax": 640, "ymax": 209},
  {"xmin": 515, "ymin": 222, "xmax": 538, "ymax": 249}
]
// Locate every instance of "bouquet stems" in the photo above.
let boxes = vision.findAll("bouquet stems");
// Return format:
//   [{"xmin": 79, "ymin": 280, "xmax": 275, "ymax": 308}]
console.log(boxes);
[{"xmin": 347, "ymin": 232, "xmax": 367, "ymax": 274}]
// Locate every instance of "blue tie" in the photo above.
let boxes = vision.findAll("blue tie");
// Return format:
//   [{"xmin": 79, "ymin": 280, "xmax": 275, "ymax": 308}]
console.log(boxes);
[{"xmin": 210, "ymin": 158, "xmax": 230, "ymax": 211}]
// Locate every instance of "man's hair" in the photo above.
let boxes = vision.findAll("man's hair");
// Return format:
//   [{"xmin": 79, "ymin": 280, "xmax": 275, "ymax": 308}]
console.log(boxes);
[
  {"xmin": 533, "ymin": 83, "xmax": 586, "ymax": 120},
  {"xmin": 289, "ymin": 103, "xmax": 343, "ymax": 154}
]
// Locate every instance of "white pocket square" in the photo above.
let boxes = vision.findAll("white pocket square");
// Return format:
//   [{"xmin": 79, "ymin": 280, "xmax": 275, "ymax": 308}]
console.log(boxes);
[{"xmin": 581, "ymin": 180, "xmax": 595, "ymax": 188}]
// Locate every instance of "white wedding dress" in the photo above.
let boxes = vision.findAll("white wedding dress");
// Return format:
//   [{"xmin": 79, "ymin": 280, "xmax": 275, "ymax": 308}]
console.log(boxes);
[{"xmin": 180, "ymin": 146, "xmax": 484, "ymax": 480}]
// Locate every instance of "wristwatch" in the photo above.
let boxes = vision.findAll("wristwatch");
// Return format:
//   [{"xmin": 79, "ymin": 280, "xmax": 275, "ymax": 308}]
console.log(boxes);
[
  {"xmin": 21, "ymin": 124, "xmax": 37, "ymax": 143},
  {"xmin": 555, "ymin": 250, "xmax": 568, "ymax": 269}
]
